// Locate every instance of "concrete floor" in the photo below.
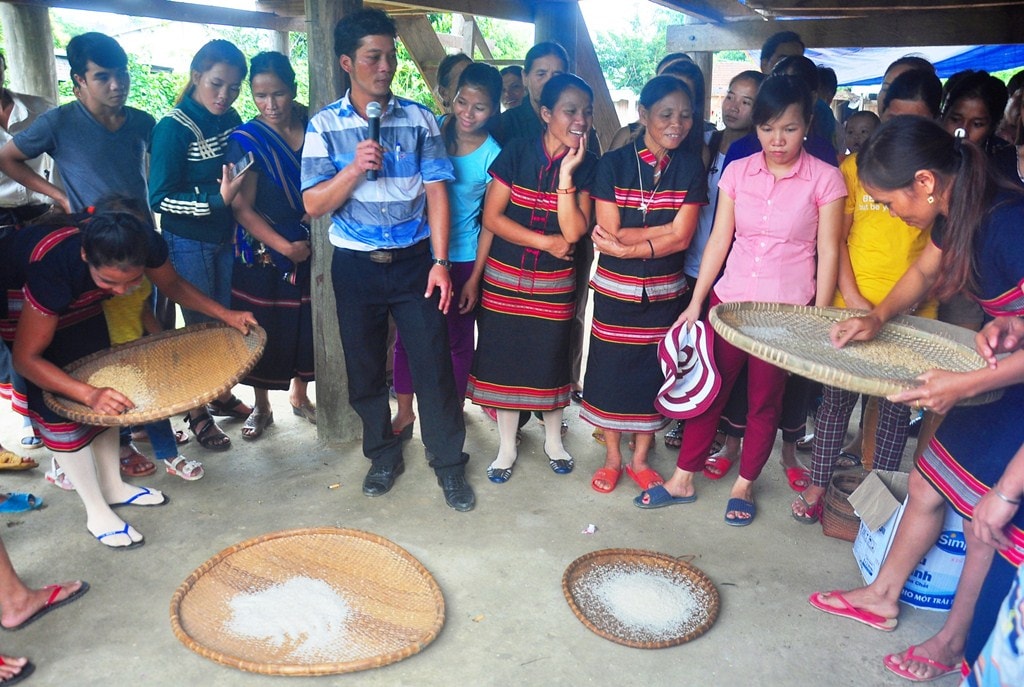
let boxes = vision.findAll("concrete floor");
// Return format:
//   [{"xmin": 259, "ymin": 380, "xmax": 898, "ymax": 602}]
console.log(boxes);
[{"xmin": 0, "ymin": 387, "xmax": 954, "ymax": 687}]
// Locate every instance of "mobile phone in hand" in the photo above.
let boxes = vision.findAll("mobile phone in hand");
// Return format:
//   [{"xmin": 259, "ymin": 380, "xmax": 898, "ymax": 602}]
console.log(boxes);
[{"xmin": 230, "ymin": 151, "xmax": 255, "ymax": 179}]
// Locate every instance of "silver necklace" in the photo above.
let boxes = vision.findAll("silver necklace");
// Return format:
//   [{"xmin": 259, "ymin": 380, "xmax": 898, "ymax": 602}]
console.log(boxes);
[{"xmin": 635, "ymin": 148, "xmax": 665, "ymax": 221}]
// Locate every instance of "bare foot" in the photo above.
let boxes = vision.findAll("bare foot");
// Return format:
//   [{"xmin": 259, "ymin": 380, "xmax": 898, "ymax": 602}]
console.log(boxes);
[
  {"xmin": 0, "ymin": 580, "xmax": 86, "ymax": 629},
  {"xmin": 0, "ymin": 654, "xmax": 29, "ymax": 682}
]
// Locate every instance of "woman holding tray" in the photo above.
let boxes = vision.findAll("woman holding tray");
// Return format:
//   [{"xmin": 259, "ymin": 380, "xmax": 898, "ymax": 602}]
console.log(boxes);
[
  {"xmin": 0, "ymin": 207, "xmax": 255, "ymax": 549},
  {"xmin": 581, "ymin": 75, "xmax": 706, "ymax": 494},
  {"xmin": 809, "ymin": 116, "xmax": 1024, "ymax": 682},
  {"xmin": 633, "ymin": 75, "xmax": 845, "ymax": 524},
  {"xmin": 227, "ymin": 52, "xmax": 315, "ymax": 440}
]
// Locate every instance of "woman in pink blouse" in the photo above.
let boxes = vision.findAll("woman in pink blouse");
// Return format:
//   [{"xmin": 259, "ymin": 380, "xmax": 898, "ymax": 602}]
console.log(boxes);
[{"xmin": 634, "ymin": 75, "xmax": 845, "ymax": 525}]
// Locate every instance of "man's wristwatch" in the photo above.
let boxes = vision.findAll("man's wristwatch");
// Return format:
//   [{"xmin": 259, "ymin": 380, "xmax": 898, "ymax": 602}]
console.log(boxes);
[{"xmin": 432, "ymin": 258, "xmax": 452, "ymax": 270}]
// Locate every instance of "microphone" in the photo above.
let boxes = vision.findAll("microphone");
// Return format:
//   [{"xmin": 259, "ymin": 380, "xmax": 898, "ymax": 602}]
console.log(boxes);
[{"xmin": 365, "ymin": 101, "xmax": 382, "ymax": 181}]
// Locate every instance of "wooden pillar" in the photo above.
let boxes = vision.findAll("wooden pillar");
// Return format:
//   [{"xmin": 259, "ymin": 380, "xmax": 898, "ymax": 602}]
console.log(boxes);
[
  {"xmin": 272, "ymin": 30, "xmax": 290, "ymax": 58},
  {"xmin": 534, "ymin": 1, "xmax": 577, "ymax": 69},
  {"xmin": 305, "ymin": 0, "xmax": 362, "ymax": 445},
  {"xmin": 451, "ymin": 14, "xmax": 475, "ymax": 57},
  {"xmin": 682, "ymin": 16, "xmax": 713, "ymax": 124},
  {"xmin": 0, "ymin": 4, "xmax": 57, "ymax": 102}
]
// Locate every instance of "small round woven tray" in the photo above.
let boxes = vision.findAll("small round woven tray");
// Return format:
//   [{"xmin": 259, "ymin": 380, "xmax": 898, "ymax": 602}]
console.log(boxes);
[
  {"xmin": 562, "ymin": 549, "xmax": 719, "ymax": 649},
  {"xmin": 710, "ymin": 303, "xmax": 1001, "ymax": 406},
  {"xmin": 169, "ymin": 528, "xmax": 445, "ymax": 676},
  {"xmin": 43, "ymin": 322, "xmax": 266, "ymax": 426}
]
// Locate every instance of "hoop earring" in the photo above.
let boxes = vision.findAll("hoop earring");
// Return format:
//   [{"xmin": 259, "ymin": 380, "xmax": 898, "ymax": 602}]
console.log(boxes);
[{"xmin": 927, "ymin": 195, "xmax": 935, "ymax": 204}]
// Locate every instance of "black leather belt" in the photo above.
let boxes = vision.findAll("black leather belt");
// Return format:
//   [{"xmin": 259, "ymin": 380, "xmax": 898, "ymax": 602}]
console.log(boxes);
[{"xmin": 335, "ymin": 239, "xmax": 430, "ymax": 264}]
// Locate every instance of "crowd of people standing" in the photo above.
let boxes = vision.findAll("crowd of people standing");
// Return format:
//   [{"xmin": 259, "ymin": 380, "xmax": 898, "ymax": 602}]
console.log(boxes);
[{"xmin": 0, "ymin": 10, "xmax": 1022, "ymax": 684}]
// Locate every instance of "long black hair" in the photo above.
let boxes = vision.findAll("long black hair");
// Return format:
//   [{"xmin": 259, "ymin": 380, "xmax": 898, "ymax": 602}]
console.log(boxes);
[
  {"xmin": 858, "ymin": 116, "xmax": 1021, "ymax": 300},
  {"xmin": 441, "ymin": 62, "xmax": 503, "ymax": 155}
]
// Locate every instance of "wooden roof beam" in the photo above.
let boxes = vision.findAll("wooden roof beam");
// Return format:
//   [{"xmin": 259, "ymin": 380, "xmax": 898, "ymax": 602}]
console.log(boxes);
[
  {"xmin": 667, "ymin": 6, "xmax": 1024, "ymax": 51},
  {"xmin": 744, "ymin": 0, "xmax": 1016, "ymax": 14},
  {"xmin": 648, "ymin": 0, "xmax": 758, "ymax": 23},
  {"xmin": 2, "ymin": 0, "xmax": 305, "ymax": 31}
]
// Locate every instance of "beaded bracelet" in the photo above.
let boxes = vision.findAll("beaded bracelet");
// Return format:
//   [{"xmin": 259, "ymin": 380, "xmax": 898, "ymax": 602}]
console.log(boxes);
[{"xmin": 994, "ymin": 488, "xmax": 1022, "ymax": 505}]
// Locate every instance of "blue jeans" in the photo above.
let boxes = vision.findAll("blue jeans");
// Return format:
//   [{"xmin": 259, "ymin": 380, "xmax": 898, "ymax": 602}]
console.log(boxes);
[{"xmin": 164, "ymin": 232, "xmax": 233, "ymax": 325}]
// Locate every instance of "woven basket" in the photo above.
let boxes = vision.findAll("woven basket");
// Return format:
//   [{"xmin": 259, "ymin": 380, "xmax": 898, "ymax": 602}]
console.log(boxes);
[
  {"xmin": 44, "ymin": 322, "xmax": 265, "ymax": 426},
  {"xmin": 169, "ymin": 528, "xmax": 445, "ymax": 676},
  {"xmin": 709, "ymin": 303, "xmax": 1001, "ymax": 406},
  {"xmin": 821, "ymin": 470, "xmax": 868, "ymax": 542},
  {"xmin": 562, "ymin": 549, "xmax": 719, "ymax": 649}
]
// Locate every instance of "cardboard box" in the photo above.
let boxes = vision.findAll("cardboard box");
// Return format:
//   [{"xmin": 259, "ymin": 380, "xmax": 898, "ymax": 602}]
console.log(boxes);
[{"xmin": 849, "ymin": 471, "xmax": 966, "ymax": 611}]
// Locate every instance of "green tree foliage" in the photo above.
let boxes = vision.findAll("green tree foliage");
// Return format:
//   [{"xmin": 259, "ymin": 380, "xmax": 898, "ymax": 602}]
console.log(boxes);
[{"xmin": 593, "ymin": 9, "xmax": 675, "ymax": 93}]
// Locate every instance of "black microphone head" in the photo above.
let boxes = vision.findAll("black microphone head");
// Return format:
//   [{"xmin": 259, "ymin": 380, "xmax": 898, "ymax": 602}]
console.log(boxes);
[{"xmin": 366, "ymin": 101, "xmax": 383, "ymax": 119}]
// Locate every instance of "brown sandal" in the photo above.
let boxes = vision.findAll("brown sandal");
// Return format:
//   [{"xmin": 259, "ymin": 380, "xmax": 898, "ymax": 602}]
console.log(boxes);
[
  {"xmin": 119, "ymin": 444, "xmax": 156, "ymax": 477},
  {"xmin": 186, "ymin": 411, "xmax": 231, "ymax": 451},
  {"xmin": 205, "ymin": 395, "xmax": 251, "ymax": 420}
]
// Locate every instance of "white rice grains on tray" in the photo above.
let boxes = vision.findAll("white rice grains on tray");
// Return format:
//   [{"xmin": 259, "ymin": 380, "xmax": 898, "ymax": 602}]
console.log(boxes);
[
  {"xmin": 224, "ymin": 576, "xmax": 355, "ymax": 663},
  {"xmin": 86, "ymin": 364, "xmax": 154, "ymax": 409},
  {"xmin": 571, "ymin": 563, "xmax": 713, "ymax": 643}
]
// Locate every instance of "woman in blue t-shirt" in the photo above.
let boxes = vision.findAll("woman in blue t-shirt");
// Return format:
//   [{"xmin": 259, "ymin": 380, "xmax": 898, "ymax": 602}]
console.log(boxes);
[{"xmin": 391, "ymin": 63, "xmax": 503, "ymax": 440}]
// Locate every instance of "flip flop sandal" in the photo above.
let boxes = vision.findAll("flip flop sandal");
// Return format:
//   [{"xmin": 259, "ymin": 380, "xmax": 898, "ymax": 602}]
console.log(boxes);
[
  {"xmin": 109, "ymin": 487, "xmax": 169, "ymax": 508},
  {"xmin": 592, "ymin": 427, "xmax": 606, "ymax": 445},
  {"xmin": 0, "ymin": 450, "xmax": 38, "ymax": 472},
  {"xmin": 206, "ymin": 394, "xmax": 251, "ymax": 420},
  {"xmin": 626, "ymin": 465, "xmax": 664, "ymax": 491},
  {"xmin": 0, "ymin": 493, "xmax": 43, "ymax": 514},
  {"xmin": 835, "ymin": 451, "xmax": 862, "ymax": 469},
  {"xmin": 93, "ymin": 523, "xmax": 144, "ymax": 550},
  {"xmin": 664, "ymin": 421, "xmax": 683, "ymax": 449},
  {"xmin": 633, "ymin": 484, "xmax": 696, "ymax": 509},
  {"xmin": 186, "ymin": 411, "xmax": 231, "ymax": 451},
  {"xmin": 590, "ymin": 466, "xmax": 622, "ymax": 493},
  {"xmin": 19, "ymin": 432, "xmax": 42, "ymax": 450},
  {"xmin": 0, "ymin": 658, "xmax": 34, "ymax": 685},
  {"xmin": 703, "ymin": 454, "xmax": 736, "ymax": 480},
  {"xmin": 724, "ymin": 497, "xmax": 756, "ymax": 526},
  {"xmin": 808, "ymin": 590, "xmax": 898, "ymax": 631},
  {"xmin": 0, "ymin": 581, "xmax": 90, "ymax": 632},
  {"xmin": 119, "ymin": 445, "xmax": 156, "ymax": 478},
  {"xmin": 784, "ymin": 465, "xmax": 811, "ymax": 492},
  {"xmin": 792, "ymin": 492, "xmax": 822, "ymax": 524},
  {"xmin": 882, "ymin": 646, "xmax": 959, "ymax": 682}
]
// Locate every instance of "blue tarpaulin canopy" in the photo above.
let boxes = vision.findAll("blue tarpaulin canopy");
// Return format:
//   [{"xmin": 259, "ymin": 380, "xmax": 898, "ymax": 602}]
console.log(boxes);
[{"xmin": 804, "ymin": 45, "xmax": 1024, "ymax": 86}]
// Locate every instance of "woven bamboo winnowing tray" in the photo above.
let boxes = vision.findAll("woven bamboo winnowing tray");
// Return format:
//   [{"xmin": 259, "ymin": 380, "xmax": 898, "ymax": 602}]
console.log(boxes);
[
  {"xmin": 562, "ymin": 549, "xmax": 719, "ymax": 649},
  {"xmin": 43, "ymin": 322, "xmax": 265, "ymax": 426},
  {"xmin": 169, "ymin": 528, "xmax": 445, "ymax": 676},
  {"xmin": 710, "ymin": 303, "xmax": 1001, "ymax": 406}
]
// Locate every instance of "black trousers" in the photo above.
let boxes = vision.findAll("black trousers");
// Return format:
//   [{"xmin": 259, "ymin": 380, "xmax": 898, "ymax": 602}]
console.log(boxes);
[{"xmin": 331, "ymin": 244, "xmax": 468, "ymax": 475}]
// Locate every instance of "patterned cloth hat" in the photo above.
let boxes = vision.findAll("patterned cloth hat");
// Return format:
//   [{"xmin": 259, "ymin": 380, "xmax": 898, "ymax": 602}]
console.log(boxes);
[{"xmin": 654, "ymin": 319, "xmax": 720, "ymax": 419}]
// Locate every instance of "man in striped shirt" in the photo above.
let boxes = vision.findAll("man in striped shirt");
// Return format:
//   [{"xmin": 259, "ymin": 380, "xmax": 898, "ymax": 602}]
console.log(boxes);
[{"xmin": 302, "ymin": 8, "xmax": 475, "ymax": 512}]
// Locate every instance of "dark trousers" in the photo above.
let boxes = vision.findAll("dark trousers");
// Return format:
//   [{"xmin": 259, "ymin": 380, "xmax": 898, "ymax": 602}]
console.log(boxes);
[{"xmin": 331, "ymin": 245, "xmax": 467, "ymax": 476}]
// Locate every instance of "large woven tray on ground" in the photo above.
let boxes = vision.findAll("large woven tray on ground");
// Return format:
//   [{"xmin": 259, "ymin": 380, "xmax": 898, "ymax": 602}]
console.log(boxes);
[
  {"xmin": 169, "ymin": 528, "xmax": 445, "ymax": 676},
  {"xmin": 43, "ymin": 322, "xmax": 265, "ymax": 426},
  {"xmin": 710, "ymin": 303, "xmax": 1001, "ymax": 406},
  {"xmin": 562, "ymin": 549, "xmax": 719, "ymax": 649}
]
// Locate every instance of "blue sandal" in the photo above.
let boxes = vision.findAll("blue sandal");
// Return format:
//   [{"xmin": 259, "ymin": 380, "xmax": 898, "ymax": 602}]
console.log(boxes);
[
  {"xmin": 0, "ymin": 493, "xmax": 43, "ymax": 514},
  {"xmin": 724, "ymin": 497, "xmax": 756, "ymax": 526},
  {"xmin": 94, "ymin": 524, "xmax": 144, "ymax": 550},
  {"xmin": 109, "ymin": 487, "xmax": 169, "ymax": 509},
  {"xmin": 633, "ymin": 484, "xmax": 697, "ymax": 509}
]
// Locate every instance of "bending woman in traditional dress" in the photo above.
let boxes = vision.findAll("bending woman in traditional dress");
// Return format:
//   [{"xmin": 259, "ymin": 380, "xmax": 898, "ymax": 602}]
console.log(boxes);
[
  {"xmin": 467, "ymin": 73, "xmax": 597, "ymax": 483},
  {"xmin": 1, "ymin": 207, "xmax": 255, "ymax": 548},
  {"xmin": 582, "ymin": 75, "xmax": 706, "ymax": 494},
  {"xmin": 228, "ymin": 51, "xmax": 315, "ymax": 440},
  {"xmin": 809, "ymin": 116, "xmax": 1024, "ymax": 682}
]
